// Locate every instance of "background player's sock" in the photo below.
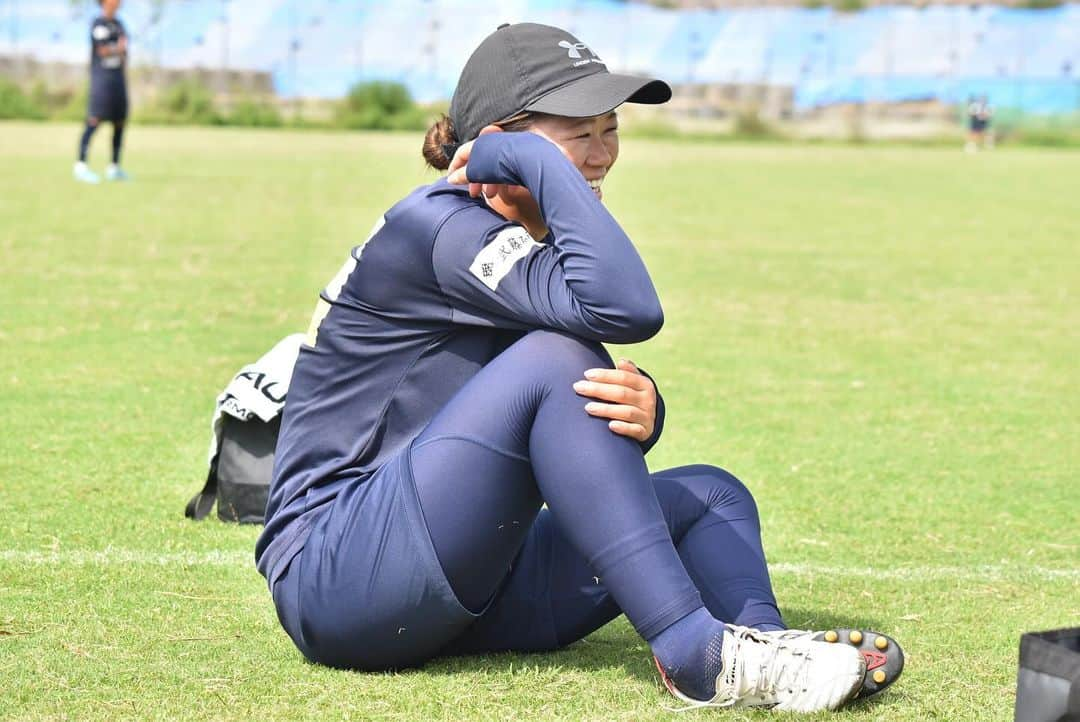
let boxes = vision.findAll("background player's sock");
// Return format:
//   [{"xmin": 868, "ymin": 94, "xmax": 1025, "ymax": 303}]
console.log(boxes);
[
  {"xmin": 78, "ymin": 122, "xmax": 97, "ymax": 163},
  {"xmin": 111, "ymin": 124, "xmax": 124, "ymax": 164},
  {"xmin": 649, "ymin": 606, "xmax": 728, "ymax": 702}
]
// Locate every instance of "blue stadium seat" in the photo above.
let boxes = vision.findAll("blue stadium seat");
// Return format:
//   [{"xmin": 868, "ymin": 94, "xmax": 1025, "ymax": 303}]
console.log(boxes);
[{"xmin": 4, "ymin": 0, "xmax": 1076, "ymax": 114}]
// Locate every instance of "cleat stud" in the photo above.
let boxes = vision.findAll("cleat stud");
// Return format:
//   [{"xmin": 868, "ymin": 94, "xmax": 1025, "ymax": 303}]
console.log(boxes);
[
  {"xmin": 849, "ymin": 630, "xmax": 863, "ymax": 644},
  {"xmin": 873, "ymin": 670, "xmax": 887, "ymax": 684},
  {"xmin": 874, "ymin": 636, "xmax": 888, "ymax": 650},
  {"xmin": 824, "ymin": 630, "xmax": 838, "ymax": 643}
]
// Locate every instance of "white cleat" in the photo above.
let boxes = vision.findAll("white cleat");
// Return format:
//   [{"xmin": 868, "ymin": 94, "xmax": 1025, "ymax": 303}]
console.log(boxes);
[
  {"xmin": 105, "ymin": 164, "xmax": 130, "ymax": 182},
  {"xmin": 73, "ymin": 161, "xmax": 101, "ymax": 184},
  {"xmin": 656, "ymin": 624, "xmax": 865, "ymax": 713}
]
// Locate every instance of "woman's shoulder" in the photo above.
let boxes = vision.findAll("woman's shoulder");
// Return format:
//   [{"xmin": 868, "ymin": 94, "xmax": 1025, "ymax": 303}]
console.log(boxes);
[{"xmin": 385, "ymin": 177, "xmax": 506, "ymax": 244}]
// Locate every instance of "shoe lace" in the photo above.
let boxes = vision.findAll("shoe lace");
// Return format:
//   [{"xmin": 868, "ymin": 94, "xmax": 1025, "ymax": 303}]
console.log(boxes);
[
  {"xmin": 763, "ymin": 628, "xmax": 813, "ymax": 641},
  {"xmin": 732, "ymin": 626, "xmax": 809, "ymax": 700}
]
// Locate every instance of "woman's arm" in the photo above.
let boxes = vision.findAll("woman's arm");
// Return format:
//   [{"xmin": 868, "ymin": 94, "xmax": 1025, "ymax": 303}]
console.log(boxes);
[{"xmin": 434, "ymin": 132, "xmax": 663, "ymax": 344}]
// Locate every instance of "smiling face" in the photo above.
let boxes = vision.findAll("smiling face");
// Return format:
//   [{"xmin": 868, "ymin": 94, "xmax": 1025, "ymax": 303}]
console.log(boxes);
[
  {"xmin": 527, "ymin": 112, "xmax": 620, "ymax": 201},
  {"xmin": 484, "ymin": 111, "xmax": 621, "ymax": 239}
]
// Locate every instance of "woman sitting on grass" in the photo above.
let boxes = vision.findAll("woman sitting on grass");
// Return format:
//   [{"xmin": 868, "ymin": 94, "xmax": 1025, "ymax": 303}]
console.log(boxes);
[{"xmin": 255, "ymin": 22, "xmax": 904, "ymax": 713}]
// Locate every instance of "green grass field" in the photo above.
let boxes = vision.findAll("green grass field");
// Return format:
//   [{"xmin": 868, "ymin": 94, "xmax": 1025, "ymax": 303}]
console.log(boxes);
[{"xmin": 1, "ymin": 121, "xmax": 1077, "ymax": 720}]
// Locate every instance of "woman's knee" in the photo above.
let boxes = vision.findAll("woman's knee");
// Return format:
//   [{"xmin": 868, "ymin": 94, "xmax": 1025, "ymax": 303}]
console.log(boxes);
[
  {"xmin": 681, "ymin": 464, "xmax": 760, "ymax": 515},
  {"xmin": 513, "ymin": 330, "xmax": 612, "ymax": 381}
]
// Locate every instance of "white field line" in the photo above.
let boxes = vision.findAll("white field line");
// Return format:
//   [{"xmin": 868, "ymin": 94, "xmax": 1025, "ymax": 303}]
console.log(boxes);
[
  {"xmin": 0, "ymin": 549, "xmax": 252, "ymax": 566},
  {"xmin": 769, "ymin": 562, "xmax": 1080, "ymax": 582},
  {"xmin": 0, "ymin": 549, "xmax": 1077, "ymax": 582}
]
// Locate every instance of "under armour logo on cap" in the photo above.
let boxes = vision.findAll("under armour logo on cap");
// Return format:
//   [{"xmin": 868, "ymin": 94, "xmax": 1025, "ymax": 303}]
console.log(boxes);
[{"xmin": 558, "ymin": 40, "xmax": 597, "ymax": 60}]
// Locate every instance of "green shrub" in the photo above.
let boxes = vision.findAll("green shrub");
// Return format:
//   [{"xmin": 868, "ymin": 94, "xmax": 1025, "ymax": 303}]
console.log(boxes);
[
  {"xmin": 24, "ymin": 80, "xmax": 88, "ymax": 121},
  {"xmin": 227, "ymin": 97, "xmax": 283, "ymax": 127},
  {"xmin": 334, "ymin": 81, "xmax": 427, "ymax": 131},
  {"xmin": 622, "ymin": 118, "xmax": 683, "ymax": 139},
  {"xmin": 733, "ymin": 108, "xmax": 780, "ymax": 140},
  {"xmin": 139, "ymin": 78, "xmax": 222, "ymax": 125},
  {"xmin": 1012, "ymin": 124, "xmax": 1080, "ymax": 148},
  {"xmin": 0, "ymin": 79, "xmax": 46, "ymax": 120},
  {"xmin": 54, "ymin": 85, "xmax": 89, "ymax": 121}
]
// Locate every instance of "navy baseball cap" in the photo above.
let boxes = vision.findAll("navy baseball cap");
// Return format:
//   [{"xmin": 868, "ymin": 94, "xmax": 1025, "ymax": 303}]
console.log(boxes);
[{"xmin": 448, "ymin": 22, "xmax": 671, "ymax": 145}]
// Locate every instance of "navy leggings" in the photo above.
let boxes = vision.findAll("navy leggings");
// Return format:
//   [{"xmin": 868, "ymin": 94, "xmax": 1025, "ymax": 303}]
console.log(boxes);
[
  {"xmin": 413, "ymin": 330, "xmax": 782, "ymax": 652},
  {"xmin": 272, "ymin": 330, "xmax": 782, "ymax": 669}
]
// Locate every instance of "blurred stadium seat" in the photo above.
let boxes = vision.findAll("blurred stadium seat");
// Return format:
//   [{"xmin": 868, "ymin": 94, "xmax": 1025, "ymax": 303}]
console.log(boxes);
[{"xmin": 2, "ymin": 0, "xmax": 1077, "ymax": 113}]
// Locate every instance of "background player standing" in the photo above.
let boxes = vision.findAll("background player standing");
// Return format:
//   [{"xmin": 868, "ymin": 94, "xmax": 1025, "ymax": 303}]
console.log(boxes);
[
  {"xmin": 74, "ymin": 0, "xmax": 129, "ymax": 184},
  {"xmin": 965, "ymin": 95, "xmax": 994, "ymax": 153}
]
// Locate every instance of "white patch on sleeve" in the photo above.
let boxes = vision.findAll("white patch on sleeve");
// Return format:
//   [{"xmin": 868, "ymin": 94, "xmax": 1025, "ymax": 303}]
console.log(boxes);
[
  {"xmin": 92, "ymin": 25, "xmax": 110, "ymax": 41},
  {"xmin": 468, "ymin": 226, "xmax": 542, "ymax": 291}
]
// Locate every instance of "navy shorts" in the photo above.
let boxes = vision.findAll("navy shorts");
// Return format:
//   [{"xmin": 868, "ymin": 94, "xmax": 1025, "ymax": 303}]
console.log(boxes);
[
  {"xmin": 88, "ymin": 85, "xmax": 128, "ymax": 122},
  {"xmin": 271, "ymin": 444, "xmax": 481, "ymax": 671},
  {"xmin": 270, "ymin": 441, "xmax": 632, "ymax": 670}
]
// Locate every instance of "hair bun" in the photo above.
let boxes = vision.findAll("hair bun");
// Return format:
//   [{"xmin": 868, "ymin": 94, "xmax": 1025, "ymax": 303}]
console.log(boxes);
[{"xmin": 422, "ymin": 115, "xmax": 457, "ymax": 171}]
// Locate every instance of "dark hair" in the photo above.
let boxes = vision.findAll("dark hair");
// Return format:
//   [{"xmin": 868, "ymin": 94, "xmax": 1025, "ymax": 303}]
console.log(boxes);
[
  {"xmin": 422, "ymin": 112, "xmax": 539, "ymax": 171},
  {"xmin": 421, "ymin": 115, "xmax": 456, "ymax": 171}
]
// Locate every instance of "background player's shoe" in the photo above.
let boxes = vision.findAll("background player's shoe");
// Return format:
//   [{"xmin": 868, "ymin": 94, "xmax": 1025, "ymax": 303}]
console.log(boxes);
[
  {"xmin": 810, "ymin": 628, "xmax": 905, "ymax": 701},
  {"xmin": 73, "ymin": 161, "xmax": 100, "ymax": 184},
  {"xmin": 655, "ymin": 624, "xmax": 865, "ymax": 713},
  {"xmin": 106, "ymin": 164, "xmax": 130, "ymax": 182}
]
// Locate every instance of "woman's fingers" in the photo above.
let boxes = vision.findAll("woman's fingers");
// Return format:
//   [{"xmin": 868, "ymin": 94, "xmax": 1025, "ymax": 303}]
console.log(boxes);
[
  {"xmin": 446, "ymin": 165, "xmax": 469, "ymax": 185},
  {"xmin": 574, "ymin": 360, "xmax": 655, "ymax": 441},
  {"xmin": 446, "ymin": 141, "xmax": 473, "ymax": 185},
  {"xmin": 573, "ymin": 367, "xmax": 653, "ymax": 403},
  {"xmin": 448, "ymin": 125, "xmax": 503, "ymax": 191},
  {"xmin": 606, "ymin": 420, "xmax": 649, "ymax": 442},
  {"xmin": 580, "ymin": 367, "xmax": 652, "ymax": 391},
  {"xmin": 572, "ymin": 379, "xmax": 639, "ymax": 404},
  {"xmin": 584, "ymin": 402, "xmax": 644, "ymax": 423}
]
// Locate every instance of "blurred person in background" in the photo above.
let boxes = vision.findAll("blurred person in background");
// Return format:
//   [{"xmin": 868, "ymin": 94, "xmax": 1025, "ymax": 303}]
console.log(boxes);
[
  {"xmin": 965, "ymin": 95, "xmax": 994, "ymax": 153},
  {"xmin": 74, "ymin": 0, "xmax": 129, "ymax": 184}
]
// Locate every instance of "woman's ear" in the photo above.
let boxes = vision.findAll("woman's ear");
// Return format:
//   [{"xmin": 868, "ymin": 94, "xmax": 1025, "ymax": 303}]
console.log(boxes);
[{"xmin": 478, "ymin": 124, "xmax": 504, "ymax": 137}]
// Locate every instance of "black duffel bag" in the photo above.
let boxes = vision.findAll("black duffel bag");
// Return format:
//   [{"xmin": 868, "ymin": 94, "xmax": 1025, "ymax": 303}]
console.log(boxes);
[
  {"xmin": 185, "ymin": 334, "xmax": 303, "ymax": 524},
  {"xmin": 1015, "ymin": 627, "xmax": 1080, "ymax": 722},
  {"xmin": 185, "ymin": 414, "xmax": 281, "ymax": 524}
]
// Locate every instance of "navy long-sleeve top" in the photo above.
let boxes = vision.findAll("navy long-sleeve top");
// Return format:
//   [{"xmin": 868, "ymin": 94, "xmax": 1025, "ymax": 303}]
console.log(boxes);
[
  {"xmin": 256, "ymin": 132, "xmax": 666, "ymax": 586},
  {"xmin": 89, "ymin": 16, "xmax": 126, "ymax": 87}
]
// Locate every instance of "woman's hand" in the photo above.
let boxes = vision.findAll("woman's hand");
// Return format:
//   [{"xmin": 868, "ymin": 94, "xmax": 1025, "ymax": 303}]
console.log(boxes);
[
  {"xmin": 446, "ymin": 124, "xmax": 505, "ymax": 200},
  {"xmin": 572, "ymin": 358, "xmax": 656, "ymax": 442}
]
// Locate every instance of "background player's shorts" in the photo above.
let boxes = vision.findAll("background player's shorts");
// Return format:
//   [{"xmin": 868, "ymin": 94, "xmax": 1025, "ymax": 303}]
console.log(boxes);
[
  {"xmin": 270, "ymin": 444, "xmax": 482, "ymax": 671},
  {"xmin": 88, "ymin": 83, "xmax": 128, "ymax": 122},
  {"xmin": 970, "ymin": 118, "xmax": 988, "ymax": 132}
]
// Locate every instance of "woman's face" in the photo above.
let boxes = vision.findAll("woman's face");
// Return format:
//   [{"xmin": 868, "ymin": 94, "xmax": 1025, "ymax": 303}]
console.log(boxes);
[
  {"xmin": 102, "ymin": 0, "xmax": 121, "ymax": 15},
  {"xmin": 527, "ymin": 112, "xmax": 620, "ymax": 201}
]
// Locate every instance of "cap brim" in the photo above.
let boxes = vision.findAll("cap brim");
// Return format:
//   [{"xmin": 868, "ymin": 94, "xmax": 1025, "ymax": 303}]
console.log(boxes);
[{"xmin": 522, "ymin": 72, "xmax": 671, "ymax": 118}]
